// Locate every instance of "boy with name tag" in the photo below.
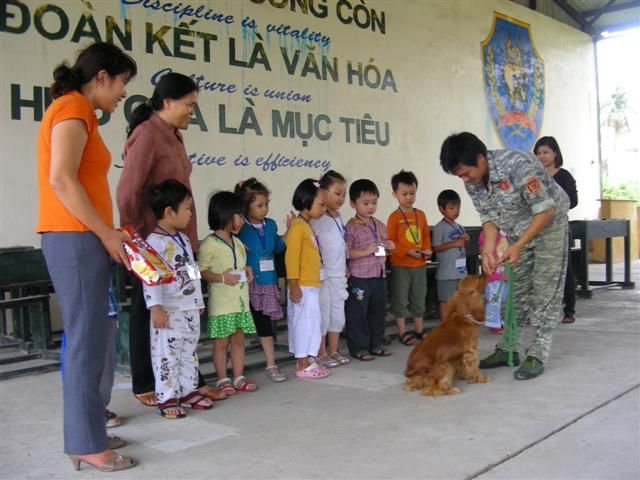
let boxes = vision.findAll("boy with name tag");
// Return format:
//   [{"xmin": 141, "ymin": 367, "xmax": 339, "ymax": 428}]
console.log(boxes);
[
  {"xmin": 344, "ymin": 179, "xmax": 395, "ymax": 361},
  {"xmin": 143, "ymin": 180, "xmax": 213, "ymax": 418},
  {"xmin": 432, "ymin": 189, "xmax": 470, "ymax": 321}
]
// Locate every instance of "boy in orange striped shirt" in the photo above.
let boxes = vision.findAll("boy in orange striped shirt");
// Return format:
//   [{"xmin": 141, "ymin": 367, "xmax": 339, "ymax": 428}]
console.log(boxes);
[{"xmin": 387, "ymin": 171, "xmax": 432, "ymax": 346}]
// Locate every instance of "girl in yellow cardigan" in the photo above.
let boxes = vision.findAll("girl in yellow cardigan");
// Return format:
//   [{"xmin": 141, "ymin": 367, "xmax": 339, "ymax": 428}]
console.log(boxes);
[{"xmin": 285, "ymin": 179, "xmax": 330, "ymax": 379}]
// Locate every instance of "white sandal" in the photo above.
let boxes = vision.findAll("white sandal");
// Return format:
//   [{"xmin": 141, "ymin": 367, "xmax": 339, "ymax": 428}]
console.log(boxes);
[
  {"xmin": 330, "ymin": 352, "xmax": 351, "ymax": 365},
  {"xmin": 265, "ymin": 365, "xmax": 287, "ymax": 382}
]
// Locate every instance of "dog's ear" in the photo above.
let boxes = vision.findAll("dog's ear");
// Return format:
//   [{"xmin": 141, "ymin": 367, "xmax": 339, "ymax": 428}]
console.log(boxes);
[{"xmin": 451, "ymin": 291, "xmax": 471, "ymax": 317}]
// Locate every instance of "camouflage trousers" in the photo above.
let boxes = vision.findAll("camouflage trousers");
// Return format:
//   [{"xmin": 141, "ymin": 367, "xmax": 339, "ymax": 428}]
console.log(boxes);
[{"xmin": 497, "ymin": 220, "xmax": 568, "ymax": 362}]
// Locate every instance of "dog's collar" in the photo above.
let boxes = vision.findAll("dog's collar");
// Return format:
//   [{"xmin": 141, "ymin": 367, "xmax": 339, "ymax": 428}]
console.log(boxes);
[{"xmin": 464, "ymin": 313, "xmax": 484, "ymax": 325}]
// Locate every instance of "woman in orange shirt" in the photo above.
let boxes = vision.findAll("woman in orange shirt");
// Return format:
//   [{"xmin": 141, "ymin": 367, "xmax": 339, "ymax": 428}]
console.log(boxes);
[{"xmin": 37, "ymin": 43, "xmax": 137, "ymax": 472}]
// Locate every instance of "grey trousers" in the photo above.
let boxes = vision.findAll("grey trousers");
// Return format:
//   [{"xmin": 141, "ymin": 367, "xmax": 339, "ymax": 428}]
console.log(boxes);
[
  {"xmin": 42, "ymin": 232, "xmax": 110, "ymax": 455},
  {"xmin": 99, "ymin": 318, "xmax": 117, "ymax": 408}
]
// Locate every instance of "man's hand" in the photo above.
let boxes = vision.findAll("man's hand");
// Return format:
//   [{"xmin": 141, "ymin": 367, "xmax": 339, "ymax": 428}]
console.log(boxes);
[
  {"xmin": 407, "ymin": 248, "xmax": 422, "ymax": 259},
  {"xmin": 499, "ymin": 242, "xmax": 523, "ymax": 267}
]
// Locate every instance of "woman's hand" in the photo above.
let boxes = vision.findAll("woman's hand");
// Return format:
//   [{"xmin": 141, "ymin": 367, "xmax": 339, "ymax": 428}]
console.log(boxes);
[{"xmin": 100, "ymin": 228, "xmax": 131, "ymax": 269}]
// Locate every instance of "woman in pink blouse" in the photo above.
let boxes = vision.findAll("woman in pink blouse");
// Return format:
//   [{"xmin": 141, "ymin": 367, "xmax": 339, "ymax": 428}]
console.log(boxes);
[{"xmin": 117, "ymin": 72, "xmax": 225, "ymax": 406}]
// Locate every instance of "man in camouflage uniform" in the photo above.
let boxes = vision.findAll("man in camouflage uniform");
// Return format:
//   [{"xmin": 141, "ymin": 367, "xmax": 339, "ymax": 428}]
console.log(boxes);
[{"xmin": 439, "ymin": 132, "xmax": 569, "ymax": 380}]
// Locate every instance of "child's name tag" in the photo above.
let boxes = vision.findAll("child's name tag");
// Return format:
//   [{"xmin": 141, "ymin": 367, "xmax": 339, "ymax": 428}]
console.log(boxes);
[
  {"xmin": 186, "ymin": 263, "xmax": 201, "ymax": 280},
  {"xmin": 231, "ymin": 269, "xmax": 247, "ymax": 283},
  {"xmin": 259, "ymin": 258, "xmax": 275, "ymax": 272},
  {"xmin": 375, "ymin": 245, "xmax": 386, "ymax": 257},
  {"xmin": 455, "ymin": 257, "xmax": 467, "ymax": 274}
]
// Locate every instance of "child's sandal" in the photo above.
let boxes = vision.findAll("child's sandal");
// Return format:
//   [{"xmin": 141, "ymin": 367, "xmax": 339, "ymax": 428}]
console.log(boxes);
[
  {"xmin": 233, "ymin": 375, "xmax": 258, "ymax": 392},
  {"xmin": 295, "ymin": 362, "xmax": 330, "ymax": 379},
  {"xmin": 330, "ymin": 352, "xmax": 351, "ymax": 365},
  {"xmin": 216, "ymin": 378, "xmax": 237, "ymax": 396},
  {"xmin": 265, "ymin": 365, "xmax": 287, "ymax": 382},
  {"xmin": 371, "ymin": 347, "xmax": 393, "ymax": 357},
  {"xmin": 399, "ymin": 331, "xmax": 418, "ymax": 346},
  {"xmin": 179, "ymin": 391, "xmax": 214, "ymax": 410}
]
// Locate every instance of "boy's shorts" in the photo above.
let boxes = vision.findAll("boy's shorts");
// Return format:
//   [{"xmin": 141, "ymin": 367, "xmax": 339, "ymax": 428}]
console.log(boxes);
[
  {"xmin": 389, "ymin": 266, "xmax": 427, "ymax": 317},
  {"xmin": 437, "ymin": 279, "xmax": 460, "ymax": 302}
]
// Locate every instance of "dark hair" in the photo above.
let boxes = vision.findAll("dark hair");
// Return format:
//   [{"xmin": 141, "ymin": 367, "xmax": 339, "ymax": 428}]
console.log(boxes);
[
  {"xmin": 319, "ymin": 169, "xmax": 346, "ymax": 189},
  {"xmin": 437, "ymin": 189, "xmax": 461, "ymax": 209},
  {"xmin": 391, "ymin": 170, "xmax": 418, "ymax": 191},
  {"xmin": 234, "ymin": 178, "xmax": 270, "ymax": 215},
  {"xmin": 534, "ymin": 136, "xmax": 564, "ymax": 167},
  {"xmin": 292, "ymin": 179, "xmax": 322, "ymax": 211},
  {"xmin": 51, "ymin": 42, "xmax": 137, "ymax": 99},
  {"xmin": 349, "ymin": 179, "xmax": 379, "ymax": 202},
  {"xmin": 148, "ymin": 179, "xmax": 192, "ymax": 220},
  {"xmin": 127, "ymin": 72, "xmax": 199, "ymax": 137},
  {"xmin": 439, "ymin": 132, "xmax": 488, "ymax": 175},
  {"xmin": 207, "ymin": 191, "xmax": 244, "ymax": 230}
]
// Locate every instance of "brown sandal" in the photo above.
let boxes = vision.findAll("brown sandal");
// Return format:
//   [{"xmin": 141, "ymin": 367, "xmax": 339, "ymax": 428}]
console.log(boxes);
[
  {"xmin": 371, "ymin": 348, "xmax": 393, "ymax": 357},
  {"xmin": 69, "ymin": 452, "xmax": 136, "ymax": 472},
  {"xmin": 351, "ymin": 350, "xmax": 375, "ymax": 361},
  {"xmin": 134, "ymin": 392, "xmax": 157, "ymax": 407},
  {"xmin": 198, "ymin": 385, "xmax": 228, "ymax": 401}
]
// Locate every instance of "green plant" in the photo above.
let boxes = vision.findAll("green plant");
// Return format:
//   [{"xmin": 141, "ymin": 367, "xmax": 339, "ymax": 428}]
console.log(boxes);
[{"xmin": 602, "ymin": 180, "xmax": 640, "ymax": 202}]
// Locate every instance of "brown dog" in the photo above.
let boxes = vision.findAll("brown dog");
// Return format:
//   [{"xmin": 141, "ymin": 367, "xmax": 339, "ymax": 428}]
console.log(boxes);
[{"xmin": 404, "ymin": 274, "xmax": 491, "ymax": 396}]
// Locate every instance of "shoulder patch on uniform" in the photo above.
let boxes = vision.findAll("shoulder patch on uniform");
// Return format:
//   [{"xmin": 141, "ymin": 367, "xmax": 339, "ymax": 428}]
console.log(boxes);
[{"xmin": 525, "ymin": 176, "xmax": 541, "ymax": 196}]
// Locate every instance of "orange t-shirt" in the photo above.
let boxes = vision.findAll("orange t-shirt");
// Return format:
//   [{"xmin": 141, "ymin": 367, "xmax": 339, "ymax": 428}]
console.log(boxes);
[
  {"xmin": 37, "ymin": 91, "xmax": 113, "ymax": 233},
  {"xmin": 387, "ymin": 208, "xmax": 432, "ymax": 267}
]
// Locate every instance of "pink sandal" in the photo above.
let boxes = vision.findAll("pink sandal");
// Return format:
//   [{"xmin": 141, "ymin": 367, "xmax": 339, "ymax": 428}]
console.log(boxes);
[
  {"xmin": 216, "ymin": 378, "xmax": 237, "ymax": 396},
  {"xmin": 296, "ymin": 362, "xmax": 330, "ymax": 379}
]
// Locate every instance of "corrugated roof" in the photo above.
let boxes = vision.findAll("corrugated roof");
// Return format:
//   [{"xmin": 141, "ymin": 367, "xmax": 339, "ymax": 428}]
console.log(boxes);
[{"xmin": 511, "ymin": 0, "xmax": 640, "ymax": 38}]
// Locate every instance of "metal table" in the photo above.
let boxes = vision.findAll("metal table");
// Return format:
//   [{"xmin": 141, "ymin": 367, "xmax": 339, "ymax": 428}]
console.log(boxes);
[{"xmin": 570, "ymin": 219, "xmax": 636, "ymax": 298}]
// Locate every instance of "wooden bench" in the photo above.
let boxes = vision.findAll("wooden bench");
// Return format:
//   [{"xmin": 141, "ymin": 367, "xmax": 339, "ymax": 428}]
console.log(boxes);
[{"xmin": 0, "ymin": 248, "xmax": 53, "ymax": 351}]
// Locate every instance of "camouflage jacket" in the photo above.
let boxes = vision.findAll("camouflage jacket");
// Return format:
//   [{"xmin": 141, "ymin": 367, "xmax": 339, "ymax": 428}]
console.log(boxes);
[{"xmin": 465, "ymin": 149, "xmax": 569, "ymax": 238}]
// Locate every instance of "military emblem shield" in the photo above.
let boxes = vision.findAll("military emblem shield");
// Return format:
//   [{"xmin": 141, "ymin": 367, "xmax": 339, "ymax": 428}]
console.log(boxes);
[{"xmin": 481, "ymin": 12, "xmax": 544, "ymax": 151}]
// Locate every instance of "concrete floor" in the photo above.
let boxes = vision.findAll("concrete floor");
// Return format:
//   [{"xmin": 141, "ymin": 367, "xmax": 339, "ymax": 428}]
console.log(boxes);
[{"xmin": 1, "ymin": 262, "xmax": 639, "ymax": 480}]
